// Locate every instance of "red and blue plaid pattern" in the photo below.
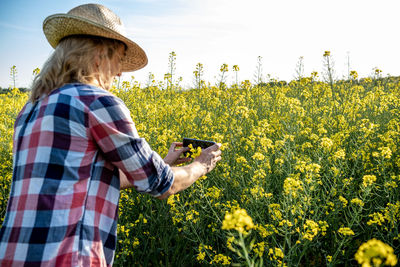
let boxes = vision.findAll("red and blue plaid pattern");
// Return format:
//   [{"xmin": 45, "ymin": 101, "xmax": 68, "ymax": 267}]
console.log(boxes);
[{"xmin": 0, "ymin": 83, "xmax": 174, "ymax": 266}]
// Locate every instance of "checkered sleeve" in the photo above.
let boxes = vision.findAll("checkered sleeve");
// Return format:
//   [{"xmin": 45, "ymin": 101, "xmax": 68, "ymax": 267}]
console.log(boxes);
[{"xmin": 88, "ymin": 94, "xmax": 174, "ymax": 197}]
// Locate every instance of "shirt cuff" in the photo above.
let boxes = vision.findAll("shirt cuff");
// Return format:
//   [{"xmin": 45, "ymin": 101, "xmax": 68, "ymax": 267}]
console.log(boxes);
[{"xmin": 148, "ymin": 152, "xmax": 174, "ymax": 197}]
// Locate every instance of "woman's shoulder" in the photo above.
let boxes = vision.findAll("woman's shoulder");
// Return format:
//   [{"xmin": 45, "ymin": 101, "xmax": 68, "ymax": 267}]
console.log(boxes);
[
  {"xmin": 53, "ymin": 83, "xmax": 110, "ymax": 96},
  {"xmin": 52, "ymin": 83, "xmax": 121, "ymax": 107}
]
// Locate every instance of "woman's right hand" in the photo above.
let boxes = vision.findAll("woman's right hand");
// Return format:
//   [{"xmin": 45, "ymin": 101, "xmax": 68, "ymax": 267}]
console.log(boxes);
[{"xmin": 193, "ymin": 143, "xmax": 222, "ymax": 175}]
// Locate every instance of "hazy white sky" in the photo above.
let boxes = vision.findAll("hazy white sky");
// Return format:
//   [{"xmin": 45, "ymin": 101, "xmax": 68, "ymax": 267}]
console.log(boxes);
[{"xmin": 0, "ymin": 0, "xmax": 399, "ymax": 88}]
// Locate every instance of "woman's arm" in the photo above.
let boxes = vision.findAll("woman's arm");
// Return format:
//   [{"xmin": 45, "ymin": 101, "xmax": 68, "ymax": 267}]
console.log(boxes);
[{"xmin": 157, "ymin": 161, "xmax": 206, "ymax": 199}]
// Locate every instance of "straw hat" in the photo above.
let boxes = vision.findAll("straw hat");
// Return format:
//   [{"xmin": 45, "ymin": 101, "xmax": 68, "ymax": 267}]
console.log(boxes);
[{"xmin": 43, "ymin": 4, "xmax": 147, "ymax": 72}]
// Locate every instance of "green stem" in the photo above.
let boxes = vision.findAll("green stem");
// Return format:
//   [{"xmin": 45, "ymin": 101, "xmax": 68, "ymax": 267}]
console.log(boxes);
[{"xmin": 239, "ymin": 232, "xmax": 253, "ymax": 267}]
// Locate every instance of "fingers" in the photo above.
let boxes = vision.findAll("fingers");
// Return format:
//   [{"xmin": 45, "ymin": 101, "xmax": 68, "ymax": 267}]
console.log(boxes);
[
  {"xmin": 168, "ymin": 142, "xmax": 177, "ymax": 152},
  {"xmin": 205, "ymin": 143, "xmax": 222, "ymax": 152},
  {"xmin": 200, "ymin": 144, "xmax": 222, "ymax": 161},
  {"xmin": 173, "ymin": 142, "xmax": 183, "ymax": 147},
  {"xmin": 212, "ymin": 148, "xmax": 222, "ymax": 166},
  {"xmin": 180, "ymin": 146, "xmax": 190, "ymax": 152},
  {"xmin": 176, "ymin": 146, "xmax": 190, "ymax": 155},
  {"xmin": 212, "ymin": 149, "xmax": 222, "ymax": 157},
  {"xmin": 169, "ymin": 142, "xmax": 184, "ymax": 152}
]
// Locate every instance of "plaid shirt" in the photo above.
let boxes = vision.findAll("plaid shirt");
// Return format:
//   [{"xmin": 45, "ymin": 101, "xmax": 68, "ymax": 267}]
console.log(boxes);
[{"xmin": 0, "ymin": 83, "xmax": 174, "ymax": 266}]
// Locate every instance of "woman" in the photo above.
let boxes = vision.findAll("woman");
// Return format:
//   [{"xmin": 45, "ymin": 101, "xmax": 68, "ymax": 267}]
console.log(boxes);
[{"xmin": 0, "ymin": 4, "xmax": 221, "ymax": 266}]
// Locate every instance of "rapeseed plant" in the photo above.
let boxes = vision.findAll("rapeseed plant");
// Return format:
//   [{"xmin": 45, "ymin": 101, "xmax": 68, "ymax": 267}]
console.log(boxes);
[{"xmin": 355, "ymin": 239, "xmax": 397, "ymax": 267}]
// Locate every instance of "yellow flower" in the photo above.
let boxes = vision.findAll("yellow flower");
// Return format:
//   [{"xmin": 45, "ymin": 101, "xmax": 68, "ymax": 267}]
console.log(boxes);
[
  {"xmin": 351, "ymin": 198, "xmax": 365, "ymax": 207},
  {"xmin": 236, "ymin": 156, "xmax": 248, "ymax": 164},
  {"xmin": 211, "ymin": 254, "xmax": 231, "ymax": 265},
  {"xmin": 302, "ymin": 220, "xmax": 320, "ymax": 241},
  {"xmin": 339, "ymin": 196, "xmax": 348, "ymax": 208},
  {"xmin": 367, "ymin": 212, "xmax": 385, "ymax": 226},
  {"xmin": 268, "ymin": 247, "xmax": 284, "ymax": 259},
  {"xmin": 185, "ymin": 209, "xmax": 199, "ymax": 223},
  {"xmin": 255, "ymin": 224, "xmax": 276, "ymax": 238},
  {"xmin": 187, "ymin": 144, "xmax": 202, "ymax": 158},
  {"xmin": 253, "ymin": 242, "xmax": 265, "ymax": 257},
  {"xmin": 283, "ymin": 176, "xmax": 303, "ymax": 198},
  {"xmin": 338, "ymin": 227, "xmax": 355, "ymax": 236},
  {"xmin": 323, "ymin": 51, "xmax": 331, "ymax": 57},
  {"xmin": 32, "ymin": 67, "xmax": 40, "ymax": 76},
  {"xmin": 226, "ymin": 236, "xmax": 235, "ymax": 250},
  {"xmin": 320, "ymin": 137, "xmax": 333, "ymax": 149},
  {"xmin": 250, "ymin": 185, "xmax": 271, "ymax": 199},
  {"xmin": 221, "ymin": 208, "xmax": 254, "ymax": 234},
  {"xmin": 252, "ymin": 152, "xmax": 265, "ymax": 161},
  {"xmin": 318, "ymin": 221, "xmax": 329, "ymax": 236},
  {"xmin": 355, "ymin": 239, "xmax": 398, "ymax": 267},
  {"xmin": 363, "ymin": 175, "xmax": 377, "ymax": 187},
  {"xmin": 268, "ymin": 204, "xmax": 283, "ymax": 221},
  {"xmin": 275, "ymin": 158, "xmax": 285, "ymax": 165},
  {"xmin": 220, "ymin": 63, "xmax": 229, "ymax": 72},
  {"xmin": 132, "ymin": 237, "xmax": 140, "ymax": 248},
  {"xmin": 378, "ymin": 147, "xmax": 392, "ymax": 159},
  {"xmin": 196, "ymin": 251, "xmax": 206, "ymax": 261},
  {"xmin": 205, "ymin": 186, "xmax": 222, "ymax": 199},
  {"xmin": 260, "ymin": 137, "xmax": 274, "ymax": 150},
  {"xmin": 334, "ymin": 149, "xmax": 346, "ymax": 160},
  {"xmin": 350, "ymin": 70, "xmax": 358, "ymax": 79}
]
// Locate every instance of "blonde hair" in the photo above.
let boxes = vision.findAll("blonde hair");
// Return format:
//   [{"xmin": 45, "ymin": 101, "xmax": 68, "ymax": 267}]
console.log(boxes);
[{"xmin": 30, "ymin": 35, "xmax": 125, "ymax": 103}]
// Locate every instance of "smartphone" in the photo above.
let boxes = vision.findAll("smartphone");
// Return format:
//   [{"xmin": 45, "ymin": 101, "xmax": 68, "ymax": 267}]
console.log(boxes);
[{"xmin": 183, "ymin": 138, "xmax": 216, "ymax": 151}]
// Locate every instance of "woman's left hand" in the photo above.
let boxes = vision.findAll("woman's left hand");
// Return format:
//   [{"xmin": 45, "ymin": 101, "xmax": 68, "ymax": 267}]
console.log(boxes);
[{"xmin": 163, "ymin": 142, "xmax": 192, "ymax": 166}]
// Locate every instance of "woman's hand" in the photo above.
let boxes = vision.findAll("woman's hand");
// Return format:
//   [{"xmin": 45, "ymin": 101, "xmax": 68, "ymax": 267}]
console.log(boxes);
[
  {"xmin": 163, "ymin": 142, "xmax": 192, "ymax": 166},
  {"xmin": 193, "ymin": 143, "xmax": 222, "ymax": 175}
]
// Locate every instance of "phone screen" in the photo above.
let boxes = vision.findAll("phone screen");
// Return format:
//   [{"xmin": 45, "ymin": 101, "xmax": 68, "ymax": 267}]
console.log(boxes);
[{"xmin": 183, "ymin": 138, "xmax": 216, "ymax": 149}]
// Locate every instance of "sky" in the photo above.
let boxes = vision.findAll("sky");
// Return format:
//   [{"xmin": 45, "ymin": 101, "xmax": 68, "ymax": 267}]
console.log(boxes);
[{"xmin": 0, "ymin": 0, "xmax": 399, "ymax": 88}]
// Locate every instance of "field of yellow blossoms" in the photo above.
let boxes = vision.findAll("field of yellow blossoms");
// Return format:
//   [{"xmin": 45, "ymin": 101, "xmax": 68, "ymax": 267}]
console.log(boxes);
[{"xmin": 1, "ymin": 67, "xmax": 399, "ymax": 266}]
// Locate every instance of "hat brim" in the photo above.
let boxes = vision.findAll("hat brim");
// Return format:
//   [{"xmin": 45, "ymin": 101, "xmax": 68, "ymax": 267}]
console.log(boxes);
[{"xmin": 43, "ymin": 14, "xmax": 148, "ymax": 72}]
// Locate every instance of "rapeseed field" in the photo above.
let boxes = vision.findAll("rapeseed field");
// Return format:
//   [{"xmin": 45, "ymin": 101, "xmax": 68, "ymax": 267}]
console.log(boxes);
[{"xmin": 1, "ymin": 64, "xmax": 399, "ymax": 266}]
